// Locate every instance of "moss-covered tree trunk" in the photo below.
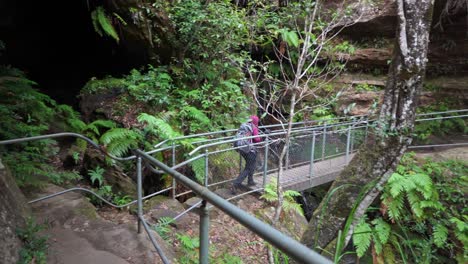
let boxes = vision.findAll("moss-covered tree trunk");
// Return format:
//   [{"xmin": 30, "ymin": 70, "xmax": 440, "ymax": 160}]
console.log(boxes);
[{"xmin": 300, "ymin": 0, "xmax": 435, "ymax": 257}]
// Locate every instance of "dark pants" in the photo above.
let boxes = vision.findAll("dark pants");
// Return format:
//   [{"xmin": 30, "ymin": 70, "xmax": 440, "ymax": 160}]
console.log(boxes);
[{"xmin": 234, "ymin": 150, "xmax": 257, "ymax": 185}]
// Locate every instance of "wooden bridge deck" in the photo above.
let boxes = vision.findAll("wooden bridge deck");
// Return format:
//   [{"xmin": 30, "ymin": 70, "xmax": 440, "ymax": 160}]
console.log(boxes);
[{"xmin": 250, "ymin": 154, "xmax": 355, "ymax": 191}]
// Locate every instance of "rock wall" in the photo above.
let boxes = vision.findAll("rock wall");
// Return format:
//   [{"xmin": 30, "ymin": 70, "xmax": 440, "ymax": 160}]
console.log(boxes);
[{"xmin": 0, "ymin": 158, "xmax": 30, "ymax": 264}]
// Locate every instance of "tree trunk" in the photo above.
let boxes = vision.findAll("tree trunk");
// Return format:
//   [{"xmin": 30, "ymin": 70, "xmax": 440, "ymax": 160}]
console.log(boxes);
[{"xmin": 300, "ymin": 0, "xmax": 435, "ymax": 257}]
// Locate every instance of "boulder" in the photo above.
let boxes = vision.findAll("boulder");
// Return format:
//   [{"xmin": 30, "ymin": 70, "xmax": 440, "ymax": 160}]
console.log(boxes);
[
  {"xmin": 30, "ymin": 184, "xmax": 176, "ymax": 264},
  {"xmin": 0, "ymin": 158, "xmax": 30, "ymax": 264}
]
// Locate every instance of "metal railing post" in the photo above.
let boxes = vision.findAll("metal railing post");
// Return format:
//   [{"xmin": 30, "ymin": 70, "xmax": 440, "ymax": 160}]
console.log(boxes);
[
  {"xmin": 204, "ymin": 149, "xmax": 209, "ymax": 187},
  {"xmin": 137, "ymin": 156, "xmax": 143, "ymax": 234},
  {"xmin": 309, "ymin": 131, "xmax": 316, "ymax": 184},
  {"xmin": 199, "ymin": 200, "xmax": 209, "ymax": 264},
  {"xmin": 263, "ymin": 138, "xmax": 269, "ymax": 189},
  {"xmin": 364, "ymin": 117, "xmax": 369, "ymax": 144},
  {"xmin": 321, "ymin": 123, "xmax": 327, "ymax": 160},
  {"xmin": 285, "ymin": 137, "xmax": 290, "ymax": 169},
  {"xmin": 346, "ymin": 125, "xmax": 351, "ymax": 164},
  {"xmin": 172, "ymin": 141, "xmax": 176, "ymax": 199},
  {"xmin": 350, "ymin": 121, "xmax": 355, "ymax": 154}
]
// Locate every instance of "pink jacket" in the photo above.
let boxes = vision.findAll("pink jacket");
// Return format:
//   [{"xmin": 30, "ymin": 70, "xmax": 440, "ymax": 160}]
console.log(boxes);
[{"xmin": 250, "ymin": 115, "xmax": 261, "ymax": 143}]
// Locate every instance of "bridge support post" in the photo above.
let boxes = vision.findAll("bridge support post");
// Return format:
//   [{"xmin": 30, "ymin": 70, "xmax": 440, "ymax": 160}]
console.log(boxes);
[
  {"xmin": 172, "ymin": 141, "xmax": 176, "ymax": 199},
  {"xmin": 346, "ymin": 125, "xmax": 351, "ymax": 164},
  {"xmin": 263, "ymin": 138, "xmax": 269, "ymax": 188},
  {"xmin": 137, "ymin": 156, "xmax": 143, "ymax": 234},
  {"xmin": 204, "ymin": 149, "xmax": 209, "ymax": 187},
  {"xmin": 309, "ymin": 131, "xmax": 316, "ymax": 184},
  {"xmin": 321, "ymin": 123, "xmax": 327, "ymax": 161},
  {"xmin": 199, "ymin": 200, "xmax": 210, "ymax": 264}
]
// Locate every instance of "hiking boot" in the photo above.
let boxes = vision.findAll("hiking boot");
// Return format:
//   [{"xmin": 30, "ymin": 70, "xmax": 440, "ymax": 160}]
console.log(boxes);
[
  {"xmin": 231, "ymin": 183, "xmax": 242, "ymax": 195},
  {"xmin": 247, "ymin": 180, "xmax": 256, "ymax": 186}
]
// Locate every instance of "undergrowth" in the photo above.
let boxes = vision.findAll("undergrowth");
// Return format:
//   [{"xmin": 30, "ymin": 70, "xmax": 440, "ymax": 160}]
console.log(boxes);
[
  {"xmin": 352, "ymin": 153, "xmax": 468, "ymax": 263},
  {"xmin": 16, "ymin": 218, "xmax": 48, "ymax": 264}
]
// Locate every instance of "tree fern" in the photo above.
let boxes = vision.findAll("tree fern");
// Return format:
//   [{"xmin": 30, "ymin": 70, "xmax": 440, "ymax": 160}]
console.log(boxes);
[{"xmin": 91, "ymin": 6, "xmax": 119, "ymax": 42}]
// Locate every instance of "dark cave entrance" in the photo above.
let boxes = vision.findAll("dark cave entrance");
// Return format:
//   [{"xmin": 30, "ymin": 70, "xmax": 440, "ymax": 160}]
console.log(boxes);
[{"xmin": 0, "ymin": 0, "xmax": 146, "ymax": 108}]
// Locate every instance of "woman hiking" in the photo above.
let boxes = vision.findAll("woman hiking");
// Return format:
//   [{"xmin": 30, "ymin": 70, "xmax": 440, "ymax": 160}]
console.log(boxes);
[{"xmin": 231, "ymin": 115, "xmax": 261, "ymax": 194}]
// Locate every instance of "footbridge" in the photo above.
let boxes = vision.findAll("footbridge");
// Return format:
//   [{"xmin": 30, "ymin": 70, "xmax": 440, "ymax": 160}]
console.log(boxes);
[
  {"xmin": 151, "ymin": 109, "xmax": 468, "ymax": 197},
  {"xmin": 1, "ymin": 109, "xmax": 467, "ymax": 264}
]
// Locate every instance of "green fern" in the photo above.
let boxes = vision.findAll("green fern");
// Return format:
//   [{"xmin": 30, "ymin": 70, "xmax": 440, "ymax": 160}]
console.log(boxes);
[
  {"xmin": 137, "ymin": 113, "xmax": 182, "ymax": 140},
  {"xmin": 433, "ymin": 224, "xmax": 448, "ymax": 248},
  {"xmin": 190, "ymin": 158, "xmax": 206, "ymax": 183},
  {"xmin": 100, "ymin": 128, "xmax": 142, "ymax": 157},
  {"xmin": 261, "ymin": 179, "xmax": 304, "ymax": 216},
  {"xmin": 182, "ymin": 106, "xmax": 210, "ymax": 125},
  {"xmin": 91, "ymin": 6, "xmax": 119, "ymax": 42},
  {"xmin": 353, "ymin": 218, "xmax": 372, "ymax": 257}
]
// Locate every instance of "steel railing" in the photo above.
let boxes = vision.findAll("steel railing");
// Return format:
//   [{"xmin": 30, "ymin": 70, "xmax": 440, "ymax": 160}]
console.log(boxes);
[
  {"xmin": 0, "ymin": 133, "xmax": 332, "ymax": 263},
  {"xmin": 1, "ymin": 109, "xmax": 466, "ymax": 263}
]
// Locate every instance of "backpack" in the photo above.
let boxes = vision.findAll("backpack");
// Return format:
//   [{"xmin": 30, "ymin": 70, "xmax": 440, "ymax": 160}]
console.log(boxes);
[{"xmin": 233, "ymin": 122, "xmax": 254, "ymax": 153}]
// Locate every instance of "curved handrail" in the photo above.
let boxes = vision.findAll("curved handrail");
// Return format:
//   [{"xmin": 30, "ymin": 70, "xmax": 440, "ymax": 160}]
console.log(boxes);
[{"xmin": 0, "ymin": 132, "xmax": 136, "ymax": 161}]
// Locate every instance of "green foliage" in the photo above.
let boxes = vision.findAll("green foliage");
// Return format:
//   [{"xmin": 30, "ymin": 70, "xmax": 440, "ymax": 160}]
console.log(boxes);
[
  {"xmin": 353, "ymin": 153, "xmax": 468, "ymax": 261},
  {"xmin": 353, "ymin": 218, "xmax": 372, "ymax": 257},
  {"xmin": 190, "ymin": 158, "xmax": 206, "ymax": 184},
  {"xmin": 414, "ymin": 100, "xmax": 467, "ymax": 142},
  {"xmin": 91, "ymin": 6, "xmax": 119, "ymax": 42},
  {"xmin": 0, "ymin": 67, "xmax": 84, "ymax": 187},
  {"xmin": 127, "ymin": 66, "xmax": 174, "ymax": 105},
  {"xmin": 354, "ymin": 83, "xmax": 381, "ymax": 92},
  {"xmin": 88, "ymin": 166, "xmax": 105, "ymax": 186},
  {"xmin": 17, "ymin": 218, "xmax": 48, "ymax": 264},
  {"xmin": 138, "ymin": 113, "xmax": 181, "ymax": 140},
  {"xmin": 176, "ymin": 233, "xmax": 200, "ymax": 264},
  {"xmin": 112, "ymin": 194, "xmax": 132, "ymax": 207},
  {"xmin": 261, "ymin": 179, "xmax": 304, "ymax": 216},
  {"xmin": 152, "ymin": 217, "xmax": 175, "ymax": 240},
  {"xmin": 100, "ymin": 128, "xmax": 142, "ymax": 157}
]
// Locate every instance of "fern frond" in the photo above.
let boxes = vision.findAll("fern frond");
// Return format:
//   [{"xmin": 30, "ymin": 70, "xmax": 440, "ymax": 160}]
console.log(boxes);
[
  {"xmin": 283, "ymin": 200, "xmax": 304, "ymax": 216},
  {"xmin": 406, "ymin": 191, "xmax": 424, "ymax": 218},
  {"xmin": 100, "ymin": 128, "xmax": 139, "ymax": 145},
  {"xmin": 138, "ymin": 113, "xmax": 182, "ymax": 139},
  {"xmin": 106, "ymin": 137, "xmax": 138, "ymax": 157},
  {"xmin": 190, "ymin": 158, "xmax": 205, "ymax": 183},
  {"xmin": 92, "ymin": 6, "xmax": 119, "ymax": 42},
  {"xmin": 386, "ymin": 195, "xmax": 405, "ymax": 220},
  {"xmin": 372, "ymin": 218, "xmax": 391, "ymax": 245},
  {"xmin": 433, "ymin": 224, "xmax": 448, "ymax": 248},
  {"xmin": 91, "ymin": 8, "xmax": 103, "ymax": 36},
  {"xmin": 411, "ymin": 173, "xmax": 433, "ymax": 199},
  {"xmin": 353, "ymin": 219, "xmax": 373, "ymax": 257},
  {"xmin": 283, "ymin": 190, "xmax": 301, "ymax": 197},
  {"xmin": 388, "ymin": 173, "xmax": 405, "ymax": 198},
  {"xmin": 182, "ymin": 106, "xmax": 210, "ymax": 125}
]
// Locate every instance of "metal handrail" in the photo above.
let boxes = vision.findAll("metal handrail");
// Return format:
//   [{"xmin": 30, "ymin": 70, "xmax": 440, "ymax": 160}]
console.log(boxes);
[
  {"xmin": 0, "ymin": 132, "xmax": 136, "ymax": 161},
  {"xmin": 134, "ymin": 149, "xmax": 332, "ymax": 264}
]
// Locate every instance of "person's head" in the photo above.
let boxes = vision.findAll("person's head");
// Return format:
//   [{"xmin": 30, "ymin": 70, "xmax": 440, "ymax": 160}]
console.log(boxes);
[{"xmin": 250, "ymin": 115, "xmax": 259, "ymax": 126}]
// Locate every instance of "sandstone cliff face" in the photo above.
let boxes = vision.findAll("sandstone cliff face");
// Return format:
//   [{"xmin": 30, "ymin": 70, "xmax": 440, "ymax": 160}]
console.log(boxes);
[
  {"xmin": 330, "ymin": 0, "xmax": 468, "ymax": 76},
  {"xmin": 0, "ymin": 158, "xmax": 30, "ymax": 264}
]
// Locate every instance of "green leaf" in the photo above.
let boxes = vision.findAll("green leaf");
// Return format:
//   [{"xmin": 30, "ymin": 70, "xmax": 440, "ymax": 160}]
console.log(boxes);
[
  {"xmin": 433, "ymin": 224, "xmax": 448, "ymax": 248},
  {"xmin": 353, "ymin": 219, "xmax": 373, "ymax": 257}
]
